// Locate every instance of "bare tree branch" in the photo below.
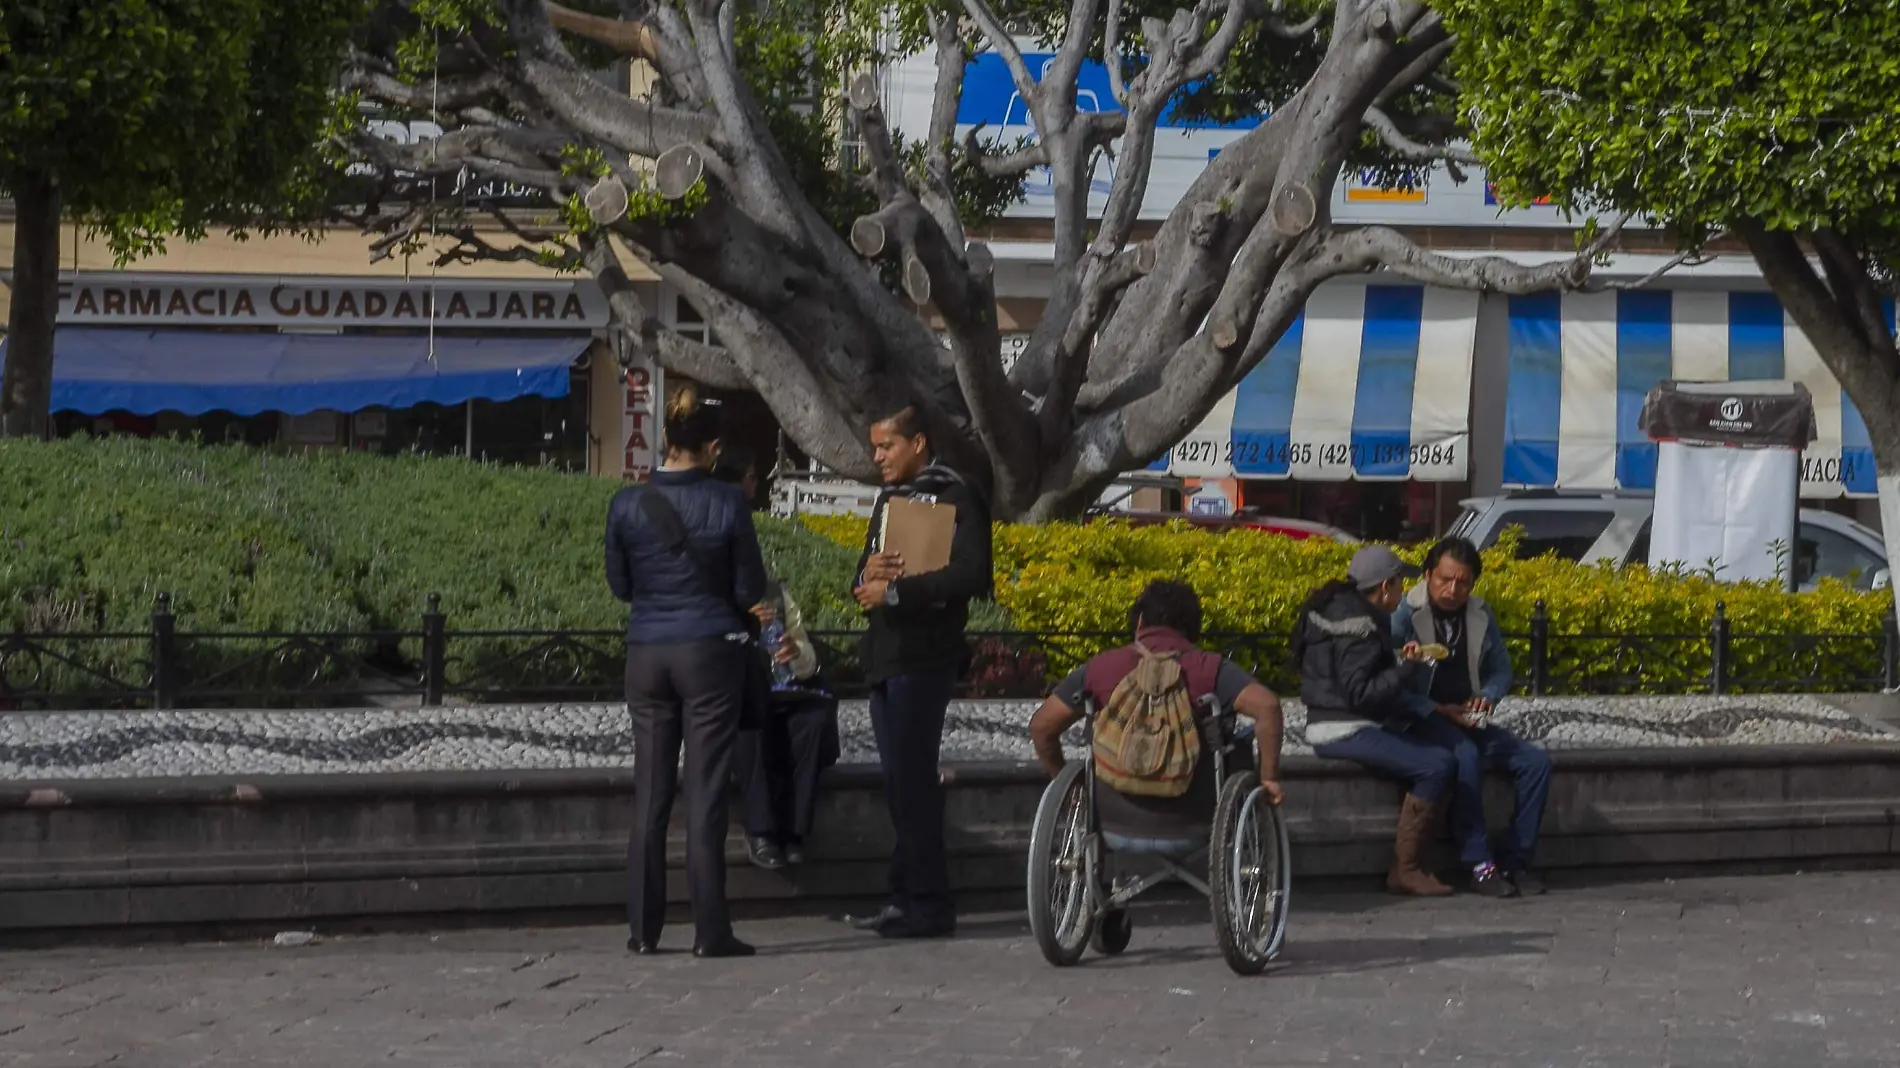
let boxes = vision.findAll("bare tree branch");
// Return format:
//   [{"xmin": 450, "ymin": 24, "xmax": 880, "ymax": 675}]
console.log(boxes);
[
  {"xmin": 342, "ymin": 65, "xmax": 510, "ymax": 114},
  {"xmin": 1363, "ymin": 105, "xmax": 1478, "ymax": 165},
  {"xmin": 964, "ymin": 127, "xmax": 1050, "ymax": 178},
  {"xmin": 650, "ymin": 329, "xmax": 752, "ymax": 390},
  {"xmin": 543, "ymin": 1, "xmax": 660, "ymax": 62},
  {"xmin": 1043, "ymin": 0, "xmax": 1107, "ymax": 117},
  {"xmin": 1320, "ymin": 219, "xmax": 1631, "ymax": 292},
  {"xmin": 657, "ymin": 263, "xmax": 876, "ymax": 476},
  {"xmin": 514, "ymin": 56, "xmax": 718, "ymax": 159},
  {"xmin": 1104, "ymin": 0, "xmax": 1131, "ymax": 108},
  {"xmin": 1590, "ymin": 244, "xmax": 1719, "ymax": 292},
  {"xmin": 921, "ymin": 12, "xmax": 972, "ymax": 246},
  {"xmin": 960, "ymin": 0, "xmax": 1041, "ymax": 122},
  {"xmin": 432, "ymin": 225, "xmax": 581, "ymax": 269}
]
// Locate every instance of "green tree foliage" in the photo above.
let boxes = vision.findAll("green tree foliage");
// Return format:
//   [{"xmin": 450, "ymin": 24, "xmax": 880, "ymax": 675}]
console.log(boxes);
[
  {"xmin": 1442, "ymin": 0, "xmax": 1900, "ymax": 249},
  {"xmin": 0, "ymin": 0, "xmax": 367, "ymax": 434}
]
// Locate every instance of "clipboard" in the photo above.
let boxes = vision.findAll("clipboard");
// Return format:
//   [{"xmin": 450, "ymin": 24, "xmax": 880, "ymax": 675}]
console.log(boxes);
[{"xmin": 880, "ymin": 495, "xmax": 956, "ymax": 575}]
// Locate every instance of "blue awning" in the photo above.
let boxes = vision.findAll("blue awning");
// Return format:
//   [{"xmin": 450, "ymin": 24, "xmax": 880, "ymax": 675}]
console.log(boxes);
[{"xmin": 1, "ymin": 328, "xmax": 589, "ymax": 416}]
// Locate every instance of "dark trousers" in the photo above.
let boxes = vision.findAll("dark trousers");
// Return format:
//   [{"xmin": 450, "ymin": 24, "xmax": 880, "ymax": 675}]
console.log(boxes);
[
  {"xmin": 869, "ymin": 669, "xmax": 957, "ymax": 923},
  {"xmin": 741, "ymin": 694, "xmax": 838, "ymax": 843},
  {"xmin": 625, "ymin": 638, "xmax": 743, "ymax": 947},
  {"xmin": 1315, "ymin": 716, "xmax": 1552, "ymax": 869}
]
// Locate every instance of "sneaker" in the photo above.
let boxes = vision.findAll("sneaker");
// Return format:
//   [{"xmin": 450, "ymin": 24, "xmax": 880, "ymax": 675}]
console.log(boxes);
[
  {"xmin": 1508, "ymin": 868, "xmax": 1547, "ymax": 896},
  {"xmin": 1471, "ymin": 864, "xmax": 1519, "ymax": 898}
]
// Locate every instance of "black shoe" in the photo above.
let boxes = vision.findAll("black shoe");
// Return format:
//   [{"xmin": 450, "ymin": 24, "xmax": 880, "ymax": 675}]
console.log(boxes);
[
  {"xmin": 845, "ymin": 905, "xmax": 905, "ymax": 932},
  {"xmin": 876, "ymin": 916, "xmax": 956, "ymax": 940},
  {"xmin": 627, "ymin": 938, "xmax": 662, "ymax": 955},
  {"xmin": 1472, "ymin": 868, "xmax": 1519, "ymax": 899},
  {"xmin": 747, "ymin": 837, "xmax": 787, "ymax": 871},
  {"xmin": 692, "ymin": 936, "xmax": 756, "ymax": 959},
  {"xmin": 1508, "ymin": 868, "xmax": 1547, "ymax": 896},
  {"xmin": 783, "ymin": 842, "xmax": 806, "ymax": 866}
]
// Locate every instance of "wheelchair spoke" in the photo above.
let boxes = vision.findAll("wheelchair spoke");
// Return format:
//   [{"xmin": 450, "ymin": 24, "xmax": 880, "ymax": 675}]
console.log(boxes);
[
  {"xmin": 1233, "ymin": 790, "xmax": 1278, "ymax": 953},
  {"xmin": 1048, "ymin": 786, "xmax": 1091, "ymax": 942}
]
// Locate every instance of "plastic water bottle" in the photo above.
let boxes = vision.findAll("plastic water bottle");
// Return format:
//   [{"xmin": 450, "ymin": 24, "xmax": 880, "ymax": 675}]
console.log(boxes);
[{"xmin": 760, "ymin": 617, "xmax": 796, "ymax": 689}]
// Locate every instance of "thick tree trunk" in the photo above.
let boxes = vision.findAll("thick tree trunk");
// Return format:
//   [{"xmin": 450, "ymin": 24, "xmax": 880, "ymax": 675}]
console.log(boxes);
[
  {"xmin": 1, "ymin": 172, "xmax": 62, "ymax": 439},
  {"xmin": 1742, "ymin": 227, "xmax": 1900, "ymax": 636}
]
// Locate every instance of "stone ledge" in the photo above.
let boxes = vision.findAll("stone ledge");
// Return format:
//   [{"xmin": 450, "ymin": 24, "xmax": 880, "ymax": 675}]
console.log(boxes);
[{"xmin": 2, "ymin": 744, "xmax": 1896, "ymax": 931}]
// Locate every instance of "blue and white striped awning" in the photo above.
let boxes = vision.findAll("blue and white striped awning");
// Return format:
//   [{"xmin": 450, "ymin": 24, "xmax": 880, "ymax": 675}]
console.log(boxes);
[
  {"xmin": 1161, "ymin": 284, "xmax": 1479, "ymax": 482},
  {"xmin": 1503, "ymin": 291, "xmax": 1886, "ymax": 499}
]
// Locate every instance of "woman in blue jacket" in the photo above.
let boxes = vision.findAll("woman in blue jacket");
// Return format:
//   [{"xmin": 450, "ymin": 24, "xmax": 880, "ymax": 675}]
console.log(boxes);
[{"xmin": 606, "ymin": 384, "xmax": 767, "ymax": 958}]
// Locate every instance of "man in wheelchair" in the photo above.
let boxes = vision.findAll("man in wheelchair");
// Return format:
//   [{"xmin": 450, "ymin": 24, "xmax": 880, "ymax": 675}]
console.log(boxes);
[{"xmin": 1025, "ymin": 581, "xmax": 1290, "ymax": 973}]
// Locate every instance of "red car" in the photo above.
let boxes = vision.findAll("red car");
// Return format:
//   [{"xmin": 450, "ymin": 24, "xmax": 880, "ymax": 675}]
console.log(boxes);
[{"xmin": 1086, "ymin": 509, "xmax": 1358, "ymax": 543}]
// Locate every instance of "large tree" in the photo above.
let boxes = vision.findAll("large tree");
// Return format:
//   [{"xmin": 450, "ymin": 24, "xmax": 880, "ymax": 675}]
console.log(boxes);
[
  {"xmin": 341, "ymin": 0, "xmax": 1623, "ymax": 519},
  {"xmin": 0, "ymin": 0, "xmax": 366, "ymax": 437},
  {"xmin": 1445, "ymin": 0, "xmax": 1900, "ymax": 572}
]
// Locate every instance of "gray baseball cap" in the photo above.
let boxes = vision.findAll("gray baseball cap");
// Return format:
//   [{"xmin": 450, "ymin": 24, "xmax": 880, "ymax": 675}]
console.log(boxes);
[{"xmin": 1347, "ymin": 546, "xmax": 1421, "ymax": 591}]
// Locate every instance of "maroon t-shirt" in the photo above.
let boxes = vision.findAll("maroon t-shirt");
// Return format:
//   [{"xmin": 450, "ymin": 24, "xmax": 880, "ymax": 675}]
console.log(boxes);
[{"xmin": 1052, "ymin": 628, "xmax": 1257, "ymax": 839}]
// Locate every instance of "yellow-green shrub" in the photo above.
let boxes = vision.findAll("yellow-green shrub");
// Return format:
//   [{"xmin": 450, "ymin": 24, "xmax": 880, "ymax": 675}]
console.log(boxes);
[{"xmin": 802, "ymin": 515, "xmax": 1893, "ymax": 692}]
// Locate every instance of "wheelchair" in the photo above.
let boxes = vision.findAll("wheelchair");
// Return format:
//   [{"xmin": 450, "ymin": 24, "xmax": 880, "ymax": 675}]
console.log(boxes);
[{"xmin": 1026, "ymin": 694, "xmax": 1291, "ymax": 976}]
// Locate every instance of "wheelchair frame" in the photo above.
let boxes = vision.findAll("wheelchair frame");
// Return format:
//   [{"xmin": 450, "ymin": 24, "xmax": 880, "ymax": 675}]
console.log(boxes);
[{"xmin": 1026, "ymin": 693, "xmax": 1292, "ymax": 976}]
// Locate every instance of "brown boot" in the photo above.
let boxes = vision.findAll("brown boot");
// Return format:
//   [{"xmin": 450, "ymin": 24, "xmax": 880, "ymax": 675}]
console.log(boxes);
[{"xmin": 1386, "ymin": 794, "xmax": 1453, "ymax": 897}]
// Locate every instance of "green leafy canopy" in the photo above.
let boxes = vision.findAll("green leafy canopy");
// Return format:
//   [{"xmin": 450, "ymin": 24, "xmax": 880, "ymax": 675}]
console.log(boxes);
[
  {"xmin": 1, "ymin": 0, "xmax": 368, "ymax": 262},
  {"xmin": 1442, "ymin": 0, "xmax": 1900, "ymax": 254}
]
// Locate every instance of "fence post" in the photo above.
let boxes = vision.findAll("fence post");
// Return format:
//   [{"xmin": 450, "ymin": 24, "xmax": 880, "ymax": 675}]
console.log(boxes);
[
  {"xmin": 1710, "ymin": 601, "xmax": 1730, "ymax": 696},
  {"xmin": 1529, "ymin": 600, "xmax": 1550, "ymax": 697},
  {"xmin": 1885, "ymin": 614, "xmax": 1899, "ymax": 692},
  {"xmin": 422, "ymin": 593, "xmax": 446, "ymax": 707},
  {"xmin": 151, "ymin": 592, "xmax": 177, "ymax": 710}
]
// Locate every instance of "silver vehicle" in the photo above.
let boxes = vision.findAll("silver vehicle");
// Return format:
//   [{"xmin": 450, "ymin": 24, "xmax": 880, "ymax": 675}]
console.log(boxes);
[{"xmin": 1448, "ymin": 491, "xmax": 1891, "ymax": 591}]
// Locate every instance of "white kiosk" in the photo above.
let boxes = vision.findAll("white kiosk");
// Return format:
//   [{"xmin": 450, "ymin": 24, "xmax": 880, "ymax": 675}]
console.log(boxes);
[{"xmin": 1640, "ymin": 380, "xmax": 1817, "ymax": 589}]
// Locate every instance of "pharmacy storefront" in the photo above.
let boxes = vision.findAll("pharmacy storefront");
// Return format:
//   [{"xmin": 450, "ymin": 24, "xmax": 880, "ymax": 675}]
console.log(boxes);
[{"xmin": 0, "ymin": 272, "xmax": 667, "ymax": 475}]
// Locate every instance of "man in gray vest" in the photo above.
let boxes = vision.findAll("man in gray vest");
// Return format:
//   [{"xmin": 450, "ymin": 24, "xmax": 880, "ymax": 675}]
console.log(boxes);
[{"xmin": 1392, "ymin": 537, "xmax": 1551, "ymax": 898}]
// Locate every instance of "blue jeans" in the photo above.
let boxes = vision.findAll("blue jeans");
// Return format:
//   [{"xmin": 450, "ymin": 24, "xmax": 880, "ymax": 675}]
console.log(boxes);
[{"xmin": 1314, "ymin": 717, "xmax": 1552, "ymax": 870}]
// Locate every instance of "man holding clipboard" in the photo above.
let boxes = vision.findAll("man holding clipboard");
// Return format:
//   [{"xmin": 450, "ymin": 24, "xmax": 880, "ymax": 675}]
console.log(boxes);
[{"xmin": 848, "ymin": 403, "xmax": 993, "ymax": 939}]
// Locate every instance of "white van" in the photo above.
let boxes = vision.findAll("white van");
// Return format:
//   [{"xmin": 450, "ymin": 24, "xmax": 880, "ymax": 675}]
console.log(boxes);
[{"xmin": 1447, "ymin": 491, "xmax": 1891, "ymax": 591}]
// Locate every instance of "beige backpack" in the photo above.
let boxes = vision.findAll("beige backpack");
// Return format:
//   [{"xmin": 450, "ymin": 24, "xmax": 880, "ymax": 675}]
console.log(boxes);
[{"xmin": 1091, "ymin": 644, "xmax": 1202, "ymax": 798}]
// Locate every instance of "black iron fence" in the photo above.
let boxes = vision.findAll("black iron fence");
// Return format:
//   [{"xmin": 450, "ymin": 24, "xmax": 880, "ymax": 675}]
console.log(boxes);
[{"xmin": 3, "ymin": 595, "xmax": 1897, "ymax": 712}]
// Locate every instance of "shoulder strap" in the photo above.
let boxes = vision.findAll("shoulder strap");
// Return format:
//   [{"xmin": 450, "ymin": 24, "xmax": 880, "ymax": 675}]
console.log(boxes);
[{"xmin": 637, "ymin": 487, "xmax": 745, "ymax": 617}]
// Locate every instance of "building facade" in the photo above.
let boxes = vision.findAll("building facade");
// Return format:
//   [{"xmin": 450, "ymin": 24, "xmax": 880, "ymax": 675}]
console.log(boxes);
[
  {"xmin": 882, "ymin": 44, "xmax": 1883, "ymax": 537},
  {"xmin": 0, "ymin": 219, "xmax": 689, "ymax": 481}
]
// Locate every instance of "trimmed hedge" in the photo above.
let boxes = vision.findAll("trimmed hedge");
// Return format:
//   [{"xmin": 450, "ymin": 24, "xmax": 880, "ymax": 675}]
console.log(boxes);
[
  {"xmin": 3, "ymin": 439, "xmax": 1891, "ymax": 698},
  {"xmin": 799, "ymin": 514, "xmax": 1896, "ymax": 692},
  {"xmin": 0, "ymin": 437, "xmax": 887, "ymax": 633}
]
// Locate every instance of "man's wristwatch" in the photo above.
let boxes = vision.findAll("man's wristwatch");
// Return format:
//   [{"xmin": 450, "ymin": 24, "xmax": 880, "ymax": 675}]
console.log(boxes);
[{"xmin": 883, "ymin": 583, "xmax": 900, "ymax": 607}]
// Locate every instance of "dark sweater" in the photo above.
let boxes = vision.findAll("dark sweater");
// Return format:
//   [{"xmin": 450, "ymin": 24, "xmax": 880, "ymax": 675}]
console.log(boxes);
[
  {"xmin": 854, "ymin": 462, "xmax": 994, "ymax": 683},
  {"xmin": 605, "ymin": 468, "xmax": 767, "ymax": 645}
]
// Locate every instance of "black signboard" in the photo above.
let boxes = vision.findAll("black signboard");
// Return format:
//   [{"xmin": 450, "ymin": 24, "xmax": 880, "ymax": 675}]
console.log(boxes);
[{"xmin": 1639, "ymin": 380, "xmax": 1817, "ymax": 449}]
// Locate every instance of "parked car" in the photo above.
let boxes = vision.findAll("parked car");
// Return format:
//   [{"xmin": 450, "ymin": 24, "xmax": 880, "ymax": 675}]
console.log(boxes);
[
  {"xmin": 1086, "ymin": 508, "xmax": 1359, "ymax": 543},
  {"xmin": 1448, "ymin": 491, "xmax": 1890, "ymax": 591}
]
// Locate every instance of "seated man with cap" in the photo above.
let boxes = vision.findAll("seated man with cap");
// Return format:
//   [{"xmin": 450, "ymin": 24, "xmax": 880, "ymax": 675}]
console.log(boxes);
[{"xmin": 1291, "ymin": 546, "xmax": 1462, "ymax": 897}]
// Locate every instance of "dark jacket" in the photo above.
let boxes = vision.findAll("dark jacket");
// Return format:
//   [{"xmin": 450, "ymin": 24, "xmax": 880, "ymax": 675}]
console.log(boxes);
[
  {"xmin": 606, "ymin": 468, "xmax": 767, "ymax": 645},
  {"xmin": 855, "ymin": 461, "xmax": 993, "ymax": 683},
  {"xmin": 1297, "ymin": 584, "xmax": 1432, "ymax": 728}
]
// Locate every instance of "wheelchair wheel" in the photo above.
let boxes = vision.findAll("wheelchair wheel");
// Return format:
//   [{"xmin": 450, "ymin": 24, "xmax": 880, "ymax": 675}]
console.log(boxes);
[
  {"xmin": 1209, "ymin": 770, "xmax": 1292, "ymax": 976},
  {"xmin": 1027, "ymin": 762, "xmax": 1096, "ymax": 967},
  {"xmin": 1091, "ymin": 909, "xmax": 1133, "ymax": 955}
]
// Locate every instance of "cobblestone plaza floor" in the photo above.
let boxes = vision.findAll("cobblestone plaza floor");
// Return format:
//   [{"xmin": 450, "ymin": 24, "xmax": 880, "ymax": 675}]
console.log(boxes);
[{"xmin": 3, "ymin": 870, "xmax": 1897, "ymax": 1067}]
